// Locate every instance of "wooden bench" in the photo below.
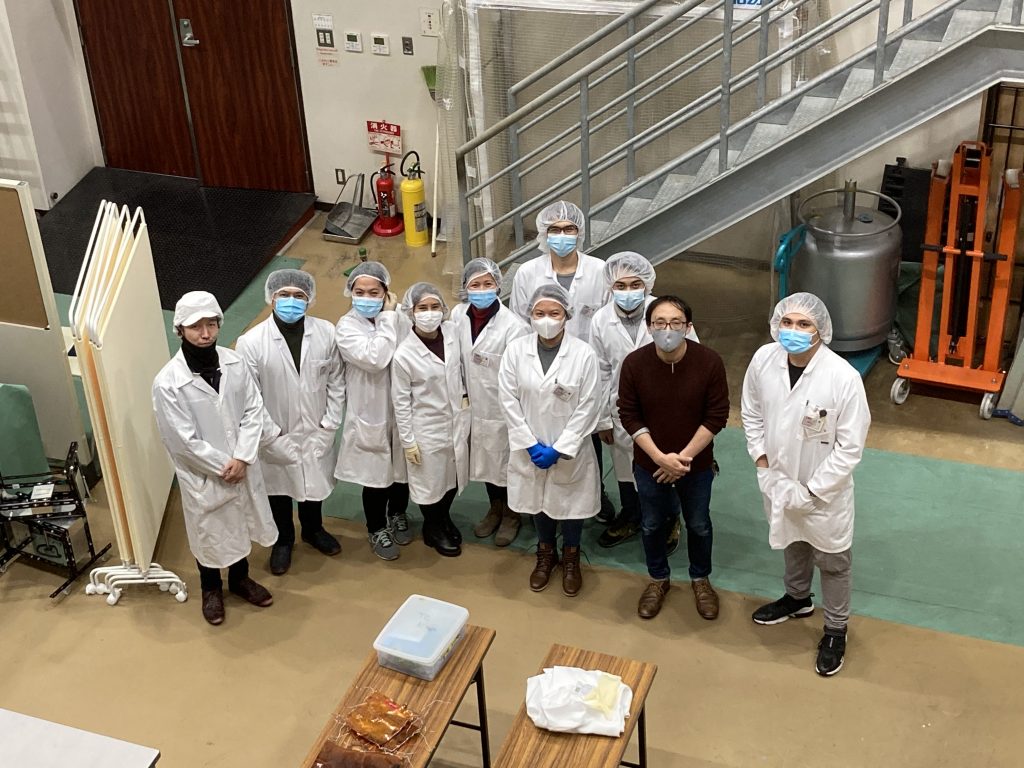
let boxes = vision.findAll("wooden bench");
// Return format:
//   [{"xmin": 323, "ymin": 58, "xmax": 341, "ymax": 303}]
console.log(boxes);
[
  {"xmin": 299, "ymin": 624, "xmax": 496, "ymax": 768},
  {"xmin": 493, "ymin": 643, "xmax": 657, "ymax": 768}
]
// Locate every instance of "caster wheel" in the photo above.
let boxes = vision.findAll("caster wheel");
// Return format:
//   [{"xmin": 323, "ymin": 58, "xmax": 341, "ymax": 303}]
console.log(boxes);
[
  {"xmin": 106, "ymin": 590, "xmax": 120, "ymax": 606},
  {"xmin": 888, "ymin": 350, "xmax": 906, "ymax": 365},
  {"xmin": 96, "ymin": 584, "xmax": 109, "ymax": 595},
  {"xmin": 169, "ymin": 583, "xmax": 180, "ymax": 595},
  {"xmin": 101, "ymin": 553, "xmax": 111, "ymax": 563},
  {"xmin": 890, "ymin": 377, "xmax": 910, "ymax": 405},
  {"xmin": 175, "ymin": 590, "xmax": 188, "ymax": 603},
  {"xmin": 980, "ymin": 392, "xmax": 997, "ymax": 420},
  {"xmin": 85, "ymin": 584, "xmax": 97, "ymax": 595},
  {"xmin": 159, "ymin": 582, "xmax": 170, "ymax": 592}
]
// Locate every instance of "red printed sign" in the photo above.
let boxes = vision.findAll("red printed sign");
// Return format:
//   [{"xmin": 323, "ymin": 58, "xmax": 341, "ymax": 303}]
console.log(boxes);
[{"xmin": 367, "ymin": 121, "xmax": 402, "ymax": 153}]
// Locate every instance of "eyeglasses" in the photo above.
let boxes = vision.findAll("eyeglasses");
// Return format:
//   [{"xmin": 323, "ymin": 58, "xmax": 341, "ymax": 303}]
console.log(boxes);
[
  {"xmin": 651, "ymin": 319, "xmax": 688, "ymax": 331},
  {"xmin": 547, "ymin": 225, "xmax": 579, "ymax": 235}
]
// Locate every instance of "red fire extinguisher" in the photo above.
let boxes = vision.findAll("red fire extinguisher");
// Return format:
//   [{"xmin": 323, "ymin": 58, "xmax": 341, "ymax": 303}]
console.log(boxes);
[{"xmin": 370, "ymin": 161, "xmax": 404, "ymax": 237}]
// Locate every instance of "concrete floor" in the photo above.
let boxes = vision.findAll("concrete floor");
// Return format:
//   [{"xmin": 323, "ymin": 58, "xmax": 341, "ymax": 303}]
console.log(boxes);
[{"xmin": 3, "ymin": 215, "xmax": 1023, "ymax": 767}]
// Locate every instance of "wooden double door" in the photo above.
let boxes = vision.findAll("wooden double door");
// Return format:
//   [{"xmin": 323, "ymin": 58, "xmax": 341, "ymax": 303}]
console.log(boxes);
[{"xmin": 76, "ymin": 0, "xmax": 310, "ymax": 193}]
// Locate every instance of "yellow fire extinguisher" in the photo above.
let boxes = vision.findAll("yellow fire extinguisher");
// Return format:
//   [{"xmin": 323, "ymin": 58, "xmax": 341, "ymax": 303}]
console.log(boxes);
[{"xmin": 400, "ymin": 150, "xmax": 429, "ymax": 247}]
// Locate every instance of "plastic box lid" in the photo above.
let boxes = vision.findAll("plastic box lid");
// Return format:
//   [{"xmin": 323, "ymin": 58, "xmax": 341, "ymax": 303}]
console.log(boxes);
[{"xmin": 373, "ymin": 594, "xmax": 469, "ymax": 664}]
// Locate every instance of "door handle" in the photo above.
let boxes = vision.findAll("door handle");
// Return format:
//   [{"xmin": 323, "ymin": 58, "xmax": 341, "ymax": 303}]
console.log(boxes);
[{"xmin": 178, "ymin": 18, "xmax": 200, "ymax": 47}]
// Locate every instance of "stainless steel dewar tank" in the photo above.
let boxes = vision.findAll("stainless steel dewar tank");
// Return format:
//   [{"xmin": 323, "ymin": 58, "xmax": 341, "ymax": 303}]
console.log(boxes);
[{"xmin": 792, "ymin": 180, "xmax": 902, "ymax": 352}]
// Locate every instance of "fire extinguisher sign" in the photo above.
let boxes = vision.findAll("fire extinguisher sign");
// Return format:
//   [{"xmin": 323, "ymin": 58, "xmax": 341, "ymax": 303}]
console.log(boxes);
[{"xmin": 367, "ymin": 121, "xmax": 402, "ymax": 154}]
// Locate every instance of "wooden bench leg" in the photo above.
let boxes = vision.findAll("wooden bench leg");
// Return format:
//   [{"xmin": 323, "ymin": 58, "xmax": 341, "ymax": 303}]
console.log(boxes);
[
  {"xmin": 620, "ymin": 705, "xmax": 647, "ymax": 768},
  {"xmin": 449, "ymin": 663, "xmax": 491, "ymax": 767}
]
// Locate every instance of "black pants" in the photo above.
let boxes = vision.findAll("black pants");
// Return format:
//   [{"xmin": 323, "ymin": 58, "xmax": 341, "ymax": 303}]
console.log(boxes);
[
  {"xmin": 591, "ymin": 433, "xmax": 608, "ymax": 496},
  {"xmin": 197, "ymin": 557, "xmax": 248, "ymax": 592},
  {"xmin": 419, "ymin": 488, "xmax": 457, "ymax": 528},
  {"xmin": 362, "ymin": 482, "xmax": 410, "ymax": 533},
  {"xmin": 484, "ymin": 482, "xmax": 507, "ymax": 504},
  {"xmin": 268, "ymin": 495, "xmax": 324, "ymax": 545}
]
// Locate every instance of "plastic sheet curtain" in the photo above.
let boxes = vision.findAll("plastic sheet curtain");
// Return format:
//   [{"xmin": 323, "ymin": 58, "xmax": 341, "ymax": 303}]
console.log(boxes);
[{"xmin": 70, "ymin": 202, "xmax": 174, "ymax": 572}]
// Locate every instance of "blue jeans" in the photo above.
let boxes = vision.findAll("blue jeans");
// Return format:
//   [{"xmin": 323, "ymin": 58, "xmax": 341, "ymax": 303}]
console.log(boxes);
[{"xmin": 634, "ymin": 464, "xmax": 714, "ymax": 580}]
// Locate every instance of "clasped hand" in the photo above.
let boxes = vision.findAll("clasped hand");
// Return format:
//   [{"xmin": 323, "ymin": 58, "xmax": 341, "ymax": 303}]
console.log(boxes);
[
  {"xmin": 653, "ymin": 452, "xmax": 690, "ymax": 484},
  {"xmin": 527, "ymin": 443, "xmax": 560, "ymax": 470},
  {"xmin": 220, "ymin": 458, "xmax": 248, "ymax": 484}
]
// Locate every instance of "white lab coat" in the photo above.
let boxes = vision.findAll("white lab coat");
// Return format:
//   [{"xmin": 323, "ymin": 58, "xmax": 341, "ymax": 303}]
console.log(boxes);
[
  {"xmin": 509, "ymin": 252, "xmax": 608, "ymax": 345},
  {"xmin": 235, "ymin": 315, "xmax": 345, "ymax": 502},
  {"xmin": 451, "ymin": 302, "xmax": 530, "ymax": 485},
  {"xmin": 391, "ymin": 323, "xmax": 471, "ymax": 505},
  {"xmin": 591, "ymin": 297, "xmax": 699, "ymax": 483},
  {"xmin": 498, "ymin": 333, "xmax": 601, "ymax": 519},
  {"xmin": 740, "ymin": 342, "xmax": 871, "ymax": 553},
  {"xmin": 334, "ymin": 309, "xmax": 410, "ymax": 489},
  {"xmin": 152, "ymin": 347, "xmax": 278, "ymax": 569}
]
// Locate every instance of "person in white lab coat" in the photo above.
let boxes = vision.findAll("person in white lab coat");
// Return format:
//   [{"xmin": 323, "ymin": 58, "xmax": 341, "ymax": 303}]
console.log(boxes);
[
  {"xmin": 152, "ymin": 291, "xmax": 277, "ymax": 626},
  {"xmin": 590, "ymin": 252, "xmax": 698, "ymax": 550},
  {"xmin": 235, "ymin": 269, "xmax": 345, "ymax": 576},
  {"xmin": 450, "ymin": 258, "xmax": 529, "ymax": 546},
  {"xmin": 509, "ymin": 200, "xmax": 616, "ymax": 523},
  {"xmin": 498, "ymin": 283, "xmax": 601, "ymax": 597},
  {"xmin": 334, "ymin": 261, "xmax": 411, "ymax": 561},
  {"xmin": 391, "ymin": 282, "xmax": 471, "ymax": 557},
  {"xmin": 741, "ymin": 292, "xmax": 871, "ymax": 677}
]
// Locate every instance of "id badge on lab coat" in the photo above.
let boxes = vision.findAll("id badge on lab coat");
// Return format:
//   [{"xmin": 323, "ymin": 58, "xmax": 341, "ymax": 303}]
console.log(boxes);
[
  {"xmin": 552, "ymin": 383, "xmax": 575, "ymax": 402},
  {"xmin": 472, "ymin": 351, "xmax": 500, "ymax": 369},
  {"xmin": 800, "ymin": 402, "xmax": 830, "ymax": 440}
]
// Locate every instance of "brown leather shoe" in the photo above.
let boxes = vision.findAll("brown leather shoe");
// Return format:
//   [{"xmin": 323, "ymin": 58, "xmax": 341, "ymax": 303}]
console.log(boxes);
[
  {"xmin": 494, "ymin": 505, "xmax": 521, "ymax": 547},
  {"xmin": 201, "ymin": 589, "xmax": 225, "ymax": 625},
  {"xmin": 529, "ymin": 543, "xmax": 559, "ymax": 592},
  {"xmin": 473, "ymin": 499, "xmax": 504, "ymax": 538},
  {"xmin": 691, "ymin": 578, "xmax": 719, "ymax": 620},
  {"xmin": 229, "ymin": 577, "xmax": 273, "ymax": 607},
  {"xmin": 637, "ymin": 579, "xmax": 671, "ymax": 619},
  {"xmin": 562, "ymin": 546, "xmax": 582, "ymax": 597}
]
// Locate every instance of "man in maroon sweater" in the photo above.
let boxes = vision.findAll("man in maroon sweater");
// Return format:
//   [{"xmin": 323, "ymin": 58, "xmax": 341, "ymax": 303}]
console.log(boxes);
[{"xmin": 617, "ymin": 296, "xmax": 730, "ymax": 620}]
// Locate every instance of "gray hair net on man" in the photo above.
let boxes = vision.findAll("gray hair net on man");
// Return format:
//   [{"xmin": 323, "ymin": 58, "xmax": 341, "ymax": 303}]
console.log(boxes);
[
  {"xmin": 401, "ymin": 281, "xmax": 448, "ymax": 316},
  {"xmin": 344, "ymin": 261, "xmax": 391, "ymax": 296},
  {"xmin": 770, "ymin": 291, "xmax": 834, "ymax": 344},
  {"xmin": 265, "ymin": 268, "xmax": 315, "ymax": 304},
  {"xmin": 528, "ymin": 282, "xmax": 574, "ymax": 319},
  {"xmin": 534, "ymin": 200, "xmax": 586, "ymax": 254},
  {"xmin": 604, "ymin": 251, "xmax": 656, "ymax": 293},
  {"xmin": 459, "ymin": 257, "xmax": 503, "ymax": 301},
  {"xmin": 173, "ymin": 290, "xmax": 223, "ymax": 333}
]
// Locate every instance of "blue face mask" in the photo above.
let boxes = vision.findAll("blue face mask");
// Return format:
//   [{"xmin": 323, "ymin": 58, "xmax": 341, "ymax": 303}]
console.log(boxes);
[
  {"xmin": 779, "ymin": 328, "xmax": 816, "ymax": 354},
  {"xmin": 547, "ymin": 233, "xmax": 578, "ymax": 258},
  {"xmin": 467, "ymin": 289, "xmax": 498, "ymax": 310},
  {"xmin": 353, "ymin": 297, "xmax": 384, "ymax": 318},
  {"xmin": 274, "ymin": 296, "xmax": 307, "ymax": 323},
  {"xmin": 613, "ymin": 289, "xmax": 645, "ymax": 312}
]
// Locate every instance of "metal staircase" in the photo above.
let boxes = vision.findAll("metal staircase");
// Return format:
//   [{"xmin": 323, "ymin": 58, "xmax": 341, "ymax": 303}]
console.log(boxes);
[{"xmin": 454, "ymin": 0, "xmax": 1024, "ymax": 271}]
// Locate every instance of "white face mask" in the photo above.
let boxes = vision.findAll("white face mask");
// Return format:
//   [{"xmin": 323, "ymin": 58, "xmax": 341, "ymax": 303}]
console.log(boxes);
[
  {"xmin": 414, "ymin": 310, "xmax": 443, "ymax": 332},
  {"xmin": 532, "ymin": 316, "xmax": 565, "ymax": 339}
]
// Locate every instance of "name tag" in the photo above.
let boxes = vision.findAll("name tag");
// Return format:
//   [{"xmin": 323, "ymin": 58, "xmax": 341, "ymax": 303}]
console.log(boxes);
[{"xmin": 553, "ymin": 383, "xmax": 574, "ymax": 402}]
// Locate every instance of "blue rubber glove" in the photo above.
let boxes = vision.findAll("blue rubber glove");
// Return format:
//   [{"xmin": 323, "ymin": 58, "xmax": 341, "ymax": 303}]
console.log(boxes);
[
  {"xmin": 527, "ymin": 443, "xmax": 545, "ymax": 463},
  {"xmin": 535, "ymin": 445, "xmax": 561, "ymax": 469}
]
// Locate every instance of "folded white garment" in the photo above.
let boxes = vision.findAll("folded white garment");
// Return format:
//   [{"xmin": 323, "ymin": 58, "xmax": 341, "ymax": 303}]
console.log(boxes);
[{"xmin": 525, "ymin": 666, "xmax": 633, "ymax": 737}]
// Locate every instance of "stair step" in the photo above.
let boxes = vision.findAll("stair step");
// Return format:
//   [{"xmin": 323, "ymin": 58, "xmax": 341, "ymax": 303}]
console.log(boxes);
[
  {"xmin": 788, "ymin": 95, "xmax": 838, "ymax": 132},
  {"xmin": 737, "ymin": 122, "xmax": 789, "ymax": 163},
  {"xmin": 942, "ymin": 9, "xmax": 996, "ymax": 43},
  {"xmin": 589, "ymin": 217, "xmax": 613, "ymax": 245},
  {"xmin": 961, "ymin": 0, "xmax": 1001, "ymax": 11},
  {"xmin": 695, "ymin": 148, "xmax": 741, "ymax": 184},
  {"xmin": 650, "ymin": 173, "xmax": 697, "ymax": 212},
  {"xmin": 909, "ymin": 10, "xmax": 955, "ymax": 42},
  {"xmin": 607, "ymin": 196, "xmax": 652, "ymax": 235},
  {"xmin": 887, "ymin": 39, "xmax": 945, "ymax": 77},
  {"xmin": 836, "ymin": 67, "xmax": 875, "ymax": 106}
]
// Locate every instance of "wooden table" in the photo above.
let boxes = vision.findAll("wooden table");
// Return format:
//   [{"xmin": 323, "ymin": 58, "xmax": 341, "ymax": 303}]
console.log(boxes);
[
  {"xmin": 0, "ymin": 708, "xmax": 160, "ymax": 767},
  {"xmin": 300, "ymin": 624, "xmax": 496, "ymax": 768},
  {"xmin": 493, "ymin": 644, "xmax": 657, "ymax": 768}
]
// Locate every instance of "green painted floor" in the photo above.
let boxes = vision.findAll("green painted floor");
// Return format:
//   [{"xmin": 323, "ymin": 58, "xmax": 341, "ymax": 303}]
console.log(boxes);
[{"xmin": 323, "ymin": 429, "xmax": 1024, "ymax": 648}]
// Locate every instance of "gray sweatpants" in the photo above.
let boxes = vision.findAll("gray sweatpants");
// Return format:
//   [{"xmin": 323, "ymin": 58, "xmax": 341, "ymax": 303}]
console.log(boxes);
[{"xmin": 784, "ymin": 541, "xmax": 852, "ymax": 632}]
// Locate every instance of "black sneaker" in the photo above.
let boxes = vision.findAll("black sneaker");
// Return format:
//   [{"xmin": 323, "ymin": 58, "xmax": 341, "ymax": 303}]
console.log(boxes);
[
  {"xmin": 752, "ymin": 593, "xmax": 815, "ymax": 625},
  {"xmin": 665, "ymin": 516, "xmax": 681, "ymax": 556},
  {"xmin": 597, "ymin": 513, "xmax": 639, "ymax": 548},
  {"xmin": 816, "ymin": 630, "xmax": 846, "ymax": 676},
  {"xmin": 269, "ymin": 543, "xmax": 292, "ymax": 575},
  {"xmin": 301, "ymin": 529, "xmax": 341, "ymax": 556},
  {"xmin": 596, "ymin": 491, "xmax": 616, "ymax": 524}
]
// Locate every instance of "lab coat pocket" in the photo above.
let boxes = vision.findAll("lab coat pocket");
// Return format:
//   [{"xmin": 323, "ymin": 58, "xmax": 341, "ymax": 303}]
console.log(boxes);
[
  {"xmin": 549, "ymin": 454, "xmax": 585, "ymax": 486},
  {"xmin": 473, "ymin": 417, "xmax": 510, "ymax": 462},
  {"xmin": 181, "ymin": 471, "xmax": 236, "ymax": 514},
  {"xmin": 312, "ymin": 427, "xmax": 337, "ymax": 459},
  {"xmin": 262, "ymin": 434, "xmax": 297, "ymax": 465},
  {"xmin": 351, "ymin": 416, "xmax": 390, "ymax": 454},
  {"xmin": 303, "ymin": 358, "xmax": 331, "ymax": 392}
]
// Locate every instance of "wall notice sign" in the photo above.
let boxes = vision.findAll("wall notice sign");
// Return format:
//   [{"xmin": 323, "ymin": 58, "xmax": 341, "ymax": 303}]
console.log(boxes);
[
  {"xmin": 313, "ymin": 13, "xmax": 339, "ymax": 67},
  {"xmin": 367, "ymin": 121, "xmax": 402, "ymax": 153}
]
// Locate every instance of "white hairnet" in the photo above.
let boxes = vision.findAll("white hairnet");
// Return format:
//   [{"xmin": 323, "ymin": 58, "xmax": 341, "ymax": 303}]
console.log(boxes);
[
  {"xmin": 401, "ymin": 281, "xmax": 448, "ymax": 315},
  {"xmin": 604, "ymin": 251, "xmax": 656, "ymax": 292},
  {"xmin": 344, "ymin": 261, "xmax": 391, "ymax": 296},
  {"xmin": 459, "ymin": 257, "xmax": 503, "ymax": 300},
  {"xmin": 265, "ymin": 268, "xmax": 315, "ymax": 304},
  {"xmin": 528, "ymin": 282, "xmax": 574, "ymax": 319},
  {"xmin": 173, "ymin": 290, "xmax": 223, "ymax": 329},
  {"xmin": 770, "ymin": 292, "xmax": 834, "ymax": 343},
  {"xmin": 534, "ymin": 200, "xmax": 586, "ymax": 254}
]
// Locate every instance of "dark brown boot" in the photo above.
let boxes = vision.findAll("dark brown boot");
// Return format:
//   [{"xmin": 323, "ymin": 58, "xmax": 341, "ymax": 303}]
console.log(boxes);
[
  {"xmin": 562, "ymin": 546, "xmax": 582, "ymax": 597},
  {"xmin": 529, "ymin": 543, "xmax": 559, "ymax": 592},
  {"xmin": 473, "ymin": 499, "xmax": 503, "ymax": 538},
  {"xmin": 494, "ymin": 504, "xmax": 521, "ymax": 547},
  {"xmin": 201, "ymin": 589, "xmax": 225, "ymax": 625}
]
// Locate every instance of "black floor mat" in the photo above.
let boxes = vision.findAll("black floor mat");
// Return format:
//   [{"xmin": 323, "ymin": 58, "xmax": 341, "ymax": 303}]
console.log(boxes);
[{"xmin": 39, "ymin": 167, "xmax": 314, "ymax": 310}]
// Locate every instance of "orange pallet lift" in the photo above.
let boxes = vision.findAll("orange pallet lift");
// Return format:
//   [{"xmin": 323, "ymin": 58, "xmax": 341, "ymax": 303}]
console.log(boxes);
[{"xmin": 891, "ymin": 142, "xmax": 1022, "ymax": 418}]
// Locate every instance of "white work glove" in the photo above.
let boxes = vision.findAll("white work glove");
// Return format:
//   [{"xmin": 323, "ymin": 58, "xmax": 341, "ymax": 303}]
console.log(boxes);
[
  {"xmin": 778, "ymin": 479, "xmax": 817, "ymax": 513},
  {"xmin": 404, "ymin": 443, "xmax": 422, "ymax": 466},
  {"xmin": 383, "ymin": 291, "xmax": 399, "ymax": 311}
]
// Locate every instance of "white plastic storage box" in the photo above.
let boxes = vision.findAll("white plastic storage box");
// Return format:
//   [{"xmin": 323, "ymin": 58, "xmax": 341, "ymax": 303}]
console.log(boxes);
[{"xmin": 373, "ymin": 595, "xmax": 469, "ymax": 681}]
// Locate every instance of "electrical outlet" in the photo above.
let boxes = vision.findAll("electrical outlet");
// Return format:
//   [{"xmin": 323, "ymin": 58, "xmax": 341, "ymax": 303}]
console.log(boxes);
[
  {"xmin": 420, "ymin": 8, "xmax": 440, "ymax": 37},
  {"xmin": 402, "ymin": 36, "xmax": 414, "ymax": 55},
  {"xmin": 343, "ymin": 31, "xmax": 362, "ymax": 52},
  {"xmin": 371, "ymin": 33, "xmax": 390, "ymax": 55},
  {"xmin": 335, "ymin": 169, "xmax": 346, "ymax": 185}
]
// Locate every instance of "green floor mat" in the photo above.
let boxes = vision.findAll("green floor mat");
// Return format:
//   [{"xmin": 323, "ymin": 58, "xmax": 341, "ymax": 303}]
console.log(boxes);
[{"xmin": 324, "ymin": 429, "xmax": 1024, "ymax": 648}]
